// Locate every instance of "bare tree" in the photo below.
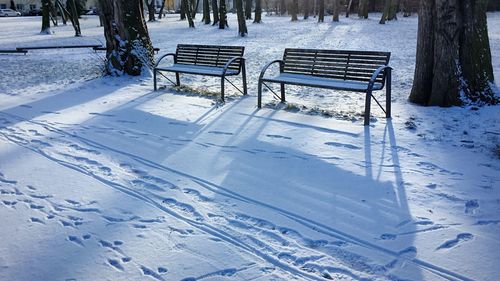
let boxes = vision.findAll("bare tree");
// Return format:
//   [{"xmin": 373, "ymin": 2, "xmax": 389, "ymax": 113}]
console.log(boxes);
[
  {"xmin": 146, "ymin": 0, "xmax": 156, "ymax": 22},
  {"xmin": 212, "ymin": 0, "xmax": 220, "ymax": 25},
  {"xmin": 303, "ymin": 0, "xmax": 310, "ymax": 19},
  {"xmin": 317, "ymin": 0, "xmax": 324, "ymax": 22},
  {"xmin": 40, "ymin": 0, "xmax": 52, "ymax": 34},
  {"xmin": 332, "ymin": 0, "xmax": 340, "ymax": 21},
  {"xmin": 254, "ymin": 0, "xmax": 262, "ymax": 22},
  {"xmin": 245, "ymin": 0, "xmax": 252, "ymax": 19},
  {"xmin": 236, "ymin": 0, "xmax": 248, "ymax": 36},
  {"xmin": 358, "ymin": 0, "xmax": 368, "ymax": 19},
  {"xmin": 158, "ymin": 0, "xmax": 166, "ymax": 19},
  {"xmin": 68, "ymin": 0, "xmax": 81, "ymax": 36},
  {"xmin": 202, "ymin": 0, "xmax": 211, "ymax": 23},
  {"xmin": 410, "ymin": 0, "xmax": 497, "ymax": 106},
  {"xmin": 290, "ymin": 0, "xmax": 298, "ymax": 21},
  {"xmin": 219, "ymin": 0, "xmax": 228, "ymax": 29}
]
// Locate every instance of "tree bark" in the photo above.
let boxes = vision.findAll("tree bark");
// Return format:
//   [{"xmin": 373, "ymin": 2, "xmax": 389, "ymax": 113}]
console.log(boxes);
[
  {"xmin": 245, "ymin": 0, "xmax": 252, "ymax": 19},
  {"xmin": 317, "ymin": 0, "xmax": 324, "ymax": 22},
  {"xmin": 346, "ymin": 0, "xmax": 353, "ymax": 17},
  {"xmin": 147, "ymin": 0, "xmax": 156, "ymax": 22},
  {"xmin": 158, "ymin": 0, "xmax": 166, "ymax": 19},
  {"xmin": 182, "ymin": 0, "xmax": 195, "ymax": 27},
  {"xmin": 212, "ymin": 0, "xmax": 220, "ymax": 25},
  {"xmin": 98, "ymin": 0, "xmax": 155, "ymax": 76},
  {"xmin": 236, "ymin": 0, "xmax": 248, "ymax": 36},
  {"xmin": 332, "ymin": 0, "xmax": 340, "ymax": 21},
  {"xmin": 279, "ymin": 0, "xmax": 286, "ymax": 15},
  {"xmin": 68, "ymin": 0, "xmax": 82, "ymax": 36},
  {"xmin": 254, "ymin": 0, "xmax": 261, "ymax": 22},
  {"xmin": 219, "ymin": 0, "xmax": 228, "ymax": 28},
  {"xmin": 41, "ymin": 0, "xmax": 52, "ymax": 34},
  {"xmin": 202, "ymin": 0, "xmax": 211, "ymax": 23},
  {"xmin": 358, "ymin": 0, "xmax": 368, "ymax": 19},
  {"xmin": 303, "ymin": 0, "xmax": 309, "ymax": 19},
  {"xmin": 409, "ymin": 0, "xmax": 497, "ymax": 106},
  {"xmin": 290, "ymin": 0, "xmax": 298, "ymax": 21},
  {"xmin": 10, "ymin": 0, "xmax": 16, "ymax": 10}
]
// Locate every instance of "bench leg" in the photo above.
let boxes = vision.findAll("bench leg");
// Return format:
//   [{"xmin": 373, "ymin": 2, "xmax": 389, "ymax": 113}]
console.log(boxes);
[
  {"xmin": 280, "ymin": 83, "xmax": 285, "ymax": 102},
  {"xmin": 175, "ymin": 73, "xmax": 180, "ymax": 86},
  {"xmin": 242, "ymin": 63, "xmax": 248, "ymax": 96},
  {"xmin": 386, "ymin": 68, "xmax": 392, "ymax": 119},
  {"xmin": 221, "ymin": 76, "xmax": 225, "ymax": 102},
  {"xmin": 153, "ymin": 69, "xmax": 157, "ymax": 91},
  {"xmin": 257, "ymin": 79, "xmax": 262, "ymax": 108},
  {"xmin": 364, "ymin": 91, "xmax": 372, "ymax": 126}
]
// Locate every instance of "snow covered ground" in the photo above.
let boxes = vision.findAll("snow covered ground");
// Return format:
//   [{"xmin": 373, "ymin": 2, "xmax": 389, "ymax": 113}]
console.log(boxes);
[{"xmin": 0, "ymin": 13, "xmax": 499, "ymax": 281}]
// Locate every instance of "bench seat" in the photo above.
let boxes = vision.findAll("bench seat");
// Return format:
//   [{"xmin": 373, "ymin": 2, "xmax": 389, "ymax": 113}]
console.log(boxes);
[
  {"xmin": 156, "ymin": 64, "xmax": 239, "ymax": 76},
  {"xmin": 261, "ymin": 73, "xmax": 384, "ymax": 92}
]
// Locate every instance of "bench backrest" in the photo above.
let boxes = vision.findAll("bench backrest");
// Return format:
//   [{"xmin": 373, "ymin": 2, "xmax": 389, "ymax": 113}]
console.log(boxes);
[
  {"xmin": 282, "ymin": 49, "xmax": 391, "ymax": 85},
  {"xmin": 176, "ymin": 44, "xmax": 245, "ymax": 72}
]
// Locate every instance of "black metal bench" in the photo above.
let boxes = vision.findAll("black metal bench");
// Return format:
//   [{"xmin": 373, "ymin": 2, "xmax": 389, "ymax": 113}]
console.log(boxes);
[
  {"xmin": 154, "ymin": 44, "xmax": 247, "ymax": 102},
  {"xmin": 258, "ymin": 49, "xmax": 392, "ymax": 125}
]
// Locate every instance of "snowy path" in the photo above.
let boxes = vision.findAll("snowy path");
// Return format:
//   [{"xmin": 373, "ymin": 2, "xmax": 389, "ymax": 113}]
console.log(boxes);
[{"xmin": 1, "ymin": 14, "xmax": 500, "ymax": 281}]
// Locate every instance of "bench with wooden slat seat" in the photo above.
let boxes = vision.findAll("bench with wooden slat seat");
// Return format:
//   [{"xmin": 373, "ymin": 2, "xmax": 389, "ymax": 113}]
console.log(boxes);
[
  {"xmin": 154, "ymin": 44, "xmax": 247, "ymax": 102},
  {"xmin": 258, "ymin": 49, "xmax": 392, "ymax": 125}
]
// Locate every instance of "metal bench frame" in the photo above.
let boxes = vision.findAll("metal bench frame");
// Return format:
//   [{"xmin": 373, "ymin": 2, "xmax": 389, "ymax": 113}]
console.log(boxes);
[
  {"xmin": 257, "ymin": 49, "xmax": 392, "ymax": 125},
  {"xmin": 154, "ymin": 44, "xmax": 247, "ymax": 102}
]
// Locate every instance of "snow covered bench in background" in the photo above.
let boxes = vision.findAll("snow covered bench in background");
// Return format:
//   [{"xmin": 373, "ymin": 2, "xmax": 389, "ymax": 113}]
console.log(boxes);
[
  {"xmin": 154, "ymin": 44, "xmax": 247, "ymax": 102},
  {"xmin": 257, "ymin": 49, "xmax": 392, "ymax": 125}
]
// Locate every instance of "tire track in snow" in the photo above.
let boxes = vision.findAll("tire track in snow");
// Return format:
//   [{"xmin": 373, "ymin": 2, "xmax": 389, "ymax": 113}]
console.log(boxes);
[{"xmin": 0, "ymin": 111, "xmax": 473, "ymax": 281}]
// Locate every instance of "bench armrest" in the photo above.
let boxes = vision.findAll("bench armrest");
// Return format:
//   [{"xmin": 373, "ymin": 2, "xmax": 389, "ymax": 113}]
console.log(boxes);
[
  {"xmin": 259, "ymin": 60, "xmax": 284, "ymax": 81},
  {"xmin": 368, "ymin": 65, "xmax": 393, "ymax": 91},
  {"xmin": 222, "ymin": 56, "xmax": 245, "ymax": 75},
  {"xmin": 155, "ymin": 53, "xmax": 176, "ymax": 68}
]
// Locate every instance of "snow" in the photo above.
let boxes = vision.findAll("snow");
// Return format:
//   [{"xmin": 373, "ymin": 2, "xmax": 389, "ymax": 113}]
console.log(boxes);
[{"xmin": 0, "ymin": 12, "xmax": 499, "ymax": 281}]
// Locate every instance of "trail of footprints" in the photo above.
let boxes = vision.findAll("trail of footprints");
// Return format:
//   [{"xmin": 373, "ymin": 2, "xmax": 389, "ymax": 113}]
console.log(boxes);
[{"xmin": 0, "ymin": 114, "xmax": 484, "ymax": 280}]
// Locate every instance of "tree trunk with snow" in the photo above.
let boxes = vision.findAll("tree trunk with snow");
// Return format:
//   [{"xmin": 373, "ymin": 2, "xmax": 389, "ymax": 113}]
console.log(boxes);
[
  {"xmin": 98, "ymin": 0, "xmax": 155, "ymax": 76},
  {"xmin": 410, "ymin": 0, "xmax": 497, "ymax": 106},
  {"xmin": 182, "ymin": 0, "xmax": 195, "ymax": 27}
]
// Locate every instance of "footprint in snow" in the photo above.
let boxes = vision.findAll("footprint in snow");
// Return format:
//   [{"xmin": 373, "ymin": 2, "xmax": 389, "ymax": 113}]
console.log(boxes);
[
  {"xmin": 436, "ymin": 233, "xmax": 473, "ymax": 250},
  {"xmin": 465, "ymin": 200, "xmax": 479, "ymax": 214},
  {"xmin": 266, "ymin": 134, "xmax": 292, "ymax": 140},
  {"xmin": 324, "ymin": 141, "xmax": 361, "ymax": 150}
]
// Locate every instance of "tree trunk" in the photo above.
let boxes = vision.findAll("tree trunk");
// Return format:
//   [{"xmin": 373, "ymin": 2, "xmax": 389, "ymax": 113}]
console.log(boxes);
[
  {"xmin": 346, "ymin": 0, "xmax": 353, "ymax": 17},
  {"xmin": 202, "ymin": 0, "xmax": 211, "ymax": 23},
  {"xmin": 98, "ymin": 0, "xmax": 155, "ymax": 76},
  {"xmin": 388, "ymin": 0, "xmax": 399, "ymax": 20},
  {"xmin": 279, "ymin": 0, "xmax": 286, "ymax": 15},
  {"xmin": 182, "ymin": 0, "xmax": 195, "ymax": 27},
  {"xmin": 303, "ymin": 0, "xmax": 309, "ymax": 19},
  {"xmin": 401, "ymin": 0, "xmax": 411, "ymax": 17},
  {"xmin": 180, "ymin": 1, "xmax": 186, "ymax": 19},
  {"xmin": 191, "ymin": 0, "xmax": 199, "ymax": 18},
  {"xmin": 10, "ymin": 0, "xmax": 16, "ymax": 10},
  {"xmin": 158, "ymin": 0, "xmax": 166, "ymax": 19},
  {"xmin": 219, "ymin": 0, "xmax": 228, "ymax": 29},
  {"xmin": 55, "ymin": 0, "xmax": 68, "ymax": 25},
  {"xmin": 68, "ymin": 0, "xmax": 82, "ymax": 36},
  {"xmin": 254, "ymin": 0, "xmax": 261, "ymax": 22},
  {"xmin": 317, "ymin": 0, "xmax": 324, "ymax": 22},
  {"xmin": 147, "ymin": 0, "xmax": 156, "ymax": 22},
  {"xmin": 245, "ymin": 0, "xmax": 252, "ymax": 19},
  {"xmin": 358, "ymin": 0, "xmax": 368, "ymax": 19},
  {"xmin": 236, "ymin": 0, "xmax": 248, "ymax": 36},
  {"xmin": 290, "ymin": 0, "xmax": 298, "ymax": 21},
  {"xmin": 212, "ymin": 0, "xmax": 220, "ymax": 25},
  {"xmin": 41, "ymin": 0, "xmax": 52, "ymax": 34},
  {"xmin": 409, "ymin": 0, "xmax": 497, "ymax": 106},
  {"xmin": 332, "ymin": 0, "xmax": 339, "ymax": 21}
]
